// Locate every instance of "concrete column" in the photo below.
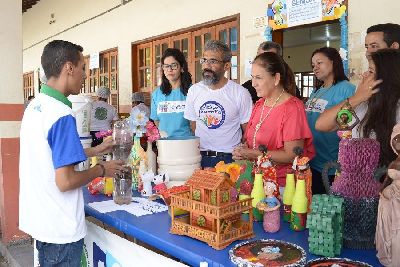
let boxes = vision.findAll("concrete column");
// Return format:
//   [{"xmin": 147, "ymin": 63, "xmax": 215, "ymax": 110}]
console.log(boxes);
[{"xmin": 0, "ymin": 0, "xmax": 29, "ymax": 243}]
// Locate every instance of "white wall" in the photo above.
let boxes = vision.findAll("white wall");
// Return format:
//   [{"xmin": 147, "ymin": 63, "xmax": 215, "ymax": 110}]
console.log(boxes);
[
  {"xmin": 284, "ymin": 41, "xmax": 340, "ymax": 73},
  {"xmin": 22, "ymin": 0, "xmax": 269, "ymax": 108}
]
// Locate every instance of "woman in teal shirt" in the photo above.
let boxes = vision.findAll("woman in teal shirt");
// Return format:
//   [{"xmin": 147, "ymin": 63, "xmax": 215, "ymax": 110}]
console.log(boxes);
[
  {"xmin": 306, "ymin": 47, "xmax": 355, "ymax": 194},
  {"xmin": 150, "ymin": 48, "xmax": 193, "ymax": 137}
]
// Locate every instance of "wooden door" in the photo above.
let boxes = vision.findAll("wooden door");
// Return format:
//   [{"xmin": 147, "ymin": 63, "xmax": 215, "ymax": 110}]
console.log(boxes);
[{"xmin": 191, "ymin": 26, "xmax": 216, "ymax": 83}]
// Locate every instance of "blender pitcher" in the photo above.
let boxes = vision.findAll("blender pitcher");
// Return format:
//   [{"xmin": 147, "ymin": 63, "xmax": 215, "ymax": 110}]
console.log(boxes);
[{"xmin": 112, "ymin": 120, "xmax": 133, "ymax": 205}]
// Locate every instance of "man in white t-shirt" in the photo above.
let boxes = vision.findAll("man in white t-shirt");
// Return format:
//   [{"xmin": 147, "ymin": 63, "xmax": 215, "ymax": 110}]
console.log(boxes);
[
  {"xmin": 184, "ymin": 40, "xmax": 253, "ymax": 168},
  {"xmin": 19, "ymin": 40, "xmax": 125, "ymax": 267}
]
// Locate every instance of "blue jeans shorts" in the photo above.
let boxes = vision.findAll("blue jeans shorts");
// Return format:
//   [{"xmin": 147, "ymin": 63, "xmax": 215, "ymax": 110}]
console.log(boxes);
[{"xmin": 36, "ymin": 238, "xmax": 84, "ymax": 267}]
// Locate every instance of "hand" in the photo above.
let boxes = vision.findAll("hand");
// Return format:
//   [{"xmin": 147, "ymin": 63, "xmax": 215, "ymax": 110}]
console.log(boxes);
[
  {"xmin": 95, "ymin": 136, "xmax": 114, "ymax": 155},
  {"xmin": 352, "ymin": 72, "xmax": 382, "ymax": 105},
  {"xmin": 233, "ymin": 144, "xmax": 259, "ymax": 161},
  {"xmin": 233, "ymin": 144, "xmax": 247, "ymax": 160},
  {"xmin": 101, "ymin": 160, "xmax": 129, "ymax": 177}
]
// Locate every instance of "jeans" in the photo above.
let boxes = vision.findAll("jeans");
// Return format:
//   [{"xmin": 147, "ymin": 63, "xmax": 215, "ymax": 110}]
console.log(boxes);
[
  {"xmin": 36, "ymin": 239, "xmax": 84, "ymax": 267},
  {"xmin": 201, "ymin": 154, "xmax": 233, "ymax": 168}
]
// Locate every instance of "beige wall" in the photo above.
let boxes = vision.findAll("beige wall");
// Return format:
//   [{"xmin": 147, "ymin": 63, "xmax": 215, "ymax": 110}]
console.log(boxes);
[
  {"xmin": 284, "ymin": 41, "xmax": 340, "ymax": 73},
  {"xmin": 1, "ymin": 0, "xmax": 23, "ymax": 105},
  {"xmin": 348, "ymin": 0, "xmax": 400, "ymax": 83},
  {"xmin": 22, "ymin": 0, "xmax": 269, "ymax": 107},
  {"xmin": 22, "ymin": 0, "xmax": 400, "ymax": 106}
]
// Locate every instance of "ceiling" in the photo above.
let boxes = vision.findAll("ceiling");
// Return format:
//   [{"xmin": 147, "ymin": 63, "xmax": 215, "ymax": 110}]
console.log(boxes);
[
  {"xmin": 23, "ymin": 0, "xmax": 40, "ymax": 13},
  {"xmin": 283, "ymin": 22, "xmax": 341, "ymax": 48}
]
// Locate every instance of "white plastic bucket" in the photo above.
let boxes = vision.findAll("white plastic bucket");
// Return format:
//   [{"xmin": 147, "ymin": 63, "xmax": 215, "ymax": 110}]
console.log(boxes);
[
  {"xmin": 157, "ymin": 136, "xmax": 201, "ymax": 187},
  {"xmin": 75, "ymin": 137, "xmax": 92, "ymax": 171},
  {"xmin": 68, "ymin": 95, "xmax": 92, "ymax": 138}
]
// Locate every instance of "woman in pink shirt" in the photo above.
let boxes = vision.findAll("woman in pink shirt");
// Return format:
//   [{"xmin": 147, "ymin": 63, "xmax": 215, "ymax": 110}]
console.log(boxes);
[{"xmin": 233, "ymin": 52, "xmax": 315, "ymax": 186}]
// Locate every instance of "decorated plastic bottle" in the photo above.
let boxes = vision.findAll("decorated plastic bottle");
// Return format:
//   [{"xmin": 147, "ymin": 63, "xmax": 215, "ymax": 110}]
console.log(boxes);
[
  {"xmin": 290, "ymin": 178, "xmax": 308, "ymax": 231},
  {"xmin": 282, "ymin": 173, "xmax": 296, "ymax": 222},
  {"xmin": 251, "ymin": 173, "xmax": 266, "ymax": 221}
]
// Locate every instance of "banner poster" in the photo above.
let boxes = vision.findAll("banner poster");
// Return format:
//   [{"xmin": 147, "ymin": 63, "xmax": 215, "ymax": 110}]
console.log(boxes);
[
  {"xmin": 267, "ymin": 0, "xmax": 347, "ymax": 30},
  {"xmin": 81, "ymin": 221, "xmax": 188, "ymax": 267},
  {"xmin": 34, "ymin": 221, "xmax": 188, "ymax": 267},
  {"xmin": 287, "ymin": 0, "xmax": 322, "ymax": 27}
]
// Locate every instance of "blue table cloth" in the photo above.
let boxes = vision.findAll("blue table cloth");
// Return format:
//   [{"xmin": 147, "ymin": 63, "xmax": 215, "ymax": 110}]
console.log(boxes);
[{"xmin": 83, "ymin": 189, "xmax": 382, "ymax": 267}]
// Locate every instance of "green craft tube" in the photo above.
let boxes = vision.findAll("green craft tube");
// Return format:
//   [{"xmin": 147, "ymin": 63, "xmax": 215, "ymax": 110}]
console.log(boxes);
[
  {"xmin": 283, "ymin": 173, "xmax": 295, "ymax": 222},
  {"xmin": 251, "ymin": 173, "xmax": 266, "ymax": 221}
]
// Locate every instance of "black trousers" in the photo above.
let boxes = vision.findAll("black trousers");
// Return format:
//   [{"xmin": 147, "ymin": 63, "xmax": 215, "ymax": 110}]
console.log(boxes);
[{"xmin": 311, "ymin": 167, "xmax": 335, "ymax": 195}]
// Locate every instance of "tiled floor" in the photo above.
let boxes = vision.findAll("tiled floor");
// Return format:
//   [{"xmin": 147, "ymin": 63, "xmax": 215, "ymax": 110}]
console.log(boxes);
[{"xmin": 7, "ymin": 242, "xmax": 33, "ymax": 267}]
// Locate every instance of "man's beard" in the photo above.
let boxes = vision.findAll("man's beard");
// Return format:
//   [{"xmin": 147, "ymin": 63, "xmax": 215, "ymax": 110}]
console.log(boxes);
[{"xmin": 202, "ymin": 69, "xmax": 222, "ymax": 86}]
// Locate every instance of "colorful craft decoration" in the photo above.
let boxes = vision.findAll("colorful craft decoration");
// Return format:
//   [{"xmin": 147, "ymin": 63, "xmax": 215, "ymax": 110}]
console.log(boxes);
[
  {"xmin": 336, "ymin": 99, "xmax": 359, "ymax": 139},
  {"xmin": 307, "ymin": 194, "xmax": 344, "ymax": 257},
  {"xmin": 170, "ymin": 170, "xmax": 254, "ymax": 250},
  {"xmin": 257, "ymin": 179, "xmax": 281, "ymax": 233},
  {"xmin": 323, "ymin": 138, "xmax": 381, "ymax": 249},
  {"xmin": 305, "ymin": 257, "xmax": 372, "ymax": 267},
  {"xmin": 375, "ymin": 126, "xmax": 400, "ymax": 267},
  {"xmin": 229, "ymin": 239, "xmax": 307, "ymax": 267},
  {"xmin": 288, "ymin": 147, "xmax": 312, "ymax": 231}
]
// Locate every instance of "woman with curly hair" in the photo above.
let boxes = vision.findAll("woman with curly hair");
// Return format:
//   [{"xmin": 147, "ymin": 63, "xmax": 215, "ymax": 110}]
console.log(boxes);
[{"xmin": 150, "ymin": 48, "xmax": 193, "ymax": 137}]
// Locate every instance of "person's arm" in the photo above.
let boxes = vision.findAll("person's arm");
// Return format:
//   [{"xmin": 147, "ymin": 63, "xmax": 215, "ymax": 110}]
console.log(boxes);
[
  {"xmin": 55, "ymin": 160, "xmax": 125, "ymax": 192},
  {"xmin": 84, "ymin": 136, "xmax": 114, "ymax": 157},
  {"xmin": 240, "ymin": 123, "xmax": 248, "ymax": 143},
  {"xmin": 233, "ymin": 139, "xmax": 304, "ymax": 164},
  {"xmin": 189, "ymin": 120, "xmax": 196, "ymax": 134},
  {"xmin": 315, "ymin": 74, "xmax": 382, "ymax": 132}
]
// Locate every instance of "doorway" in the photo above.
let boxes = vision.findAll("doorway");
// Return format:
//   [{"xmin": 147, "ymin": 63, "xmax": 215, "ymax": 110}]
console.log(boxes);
[{"xmin": 274, "ymin": 20, "xmax": 341, "ymax": 98}]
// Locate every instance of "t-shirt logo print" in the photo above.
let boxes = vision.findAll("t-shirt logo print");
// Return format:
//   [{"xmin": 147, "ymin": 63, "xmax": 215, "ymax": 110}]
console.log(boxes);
[
  {"xmin": 199, "ymin": 101, "xmax": 225, "ymax": 129},
  {"xmin": 94, "ymin": 107, "xmax": 108, "ymax": 120}
]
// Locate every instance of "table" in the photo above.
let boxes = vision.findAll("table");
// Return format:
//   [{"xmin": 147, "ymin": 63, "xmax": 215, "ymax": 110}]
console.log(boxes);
[{"xmin": 83, "ymin": 189, "xmax": 382, "ymax": 267}]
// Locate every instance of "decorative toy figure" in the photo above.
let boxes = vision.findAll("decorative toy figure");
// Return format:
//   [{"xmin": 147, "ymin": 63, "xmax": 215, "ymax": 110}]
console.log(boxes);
[
  {"xmin": 376, "ymin": 125, "xmax": 400, "ymax": 267},
  {"xmin": 292, "ymin": 147, "xmax": 312, "ymax": 212},
  {"xmin": 153, "ymin": 172, "xmax": 169, "ymax": 194},
  {"xmin": 257, "ymin": 179, "xmax": 281, "ymax": 233},
  {"xmin": 256, "ymin": 145, "xmax": 277, "ymax": 183},
  {"xmin": 141, "ymin": 170, "xmax": 155, "ymax": 197},
  {"xmin": 336, "ymin": 99, "xmax": 359, "ymax": 139},
  {"xmin": 290, "ymin": 147, "xmax": 311, "ymax": 231},
  {"xmin": 282, "ymin": 169, "xmax": 296, "ymax": 222}
]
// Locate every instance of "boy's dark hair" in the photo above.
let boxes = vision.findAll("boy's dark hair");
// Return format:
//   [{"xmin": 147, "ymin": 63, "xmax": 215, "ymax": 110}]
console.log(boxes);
[
  {"xmin": 367, "ymin": 23, "xmax": 400, "ymax": 47},
  {"xmin": 41, "ymin": 40, "xmax": 83, "ymax": 79}
]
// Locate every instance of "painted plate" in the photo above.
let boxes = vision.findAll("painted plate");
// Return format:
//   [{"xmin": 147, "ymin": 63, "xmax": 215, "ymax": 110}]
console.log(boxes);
[
  {"xmin": 229, "ymin": 239, "xmax": 306, "ymax": 267},
  {"xmin": 305, "ymin": 257, "xmax": 372, "ymax": 267}
]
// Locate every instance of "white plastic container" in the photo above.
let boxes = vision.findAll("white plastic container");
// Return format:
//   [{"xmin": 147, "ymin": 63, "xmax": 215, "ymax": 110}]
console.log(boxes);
[
  {"xmin": 75, "ymin": 137, "xmax": 92, "ymax": 171},
  {"xmin": 157, "ymin": 136, "xmax": 201, "ymax": 187},
  {"xmin": 68, "ymin": 95, "xmax": 92, "ymax": 138}
]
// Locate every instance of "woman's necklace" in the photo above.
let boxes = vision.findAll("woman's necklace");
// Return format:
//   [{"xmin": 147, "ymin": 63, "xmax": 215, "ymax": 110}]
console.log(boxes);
[
  {"xmin": 252, "ymin": 89, "xmax": 285, "ymax": 149},
  {"xmin": 306, "ymin": 83, "xmax": 333, "ymax": 111}
]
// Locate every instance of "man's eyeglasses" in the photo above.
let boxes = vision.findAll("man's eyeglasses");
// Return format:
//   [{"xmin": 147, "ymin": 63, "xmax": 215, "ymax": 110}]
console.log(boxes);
[
  {"xmin": 161, "ymin": 63, "xmax": 179, "ymax": 70},
  {"xmin": 199, "ymin": 58, "xmax": 225, "ymax": 65}
]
